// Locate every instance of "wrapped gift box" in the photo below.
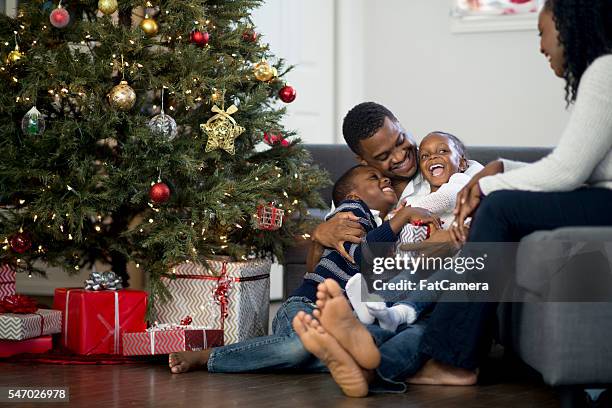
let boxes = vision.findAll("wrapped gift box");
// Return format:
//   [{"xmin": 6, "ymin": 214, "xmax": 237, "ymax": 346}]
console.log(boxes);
[
  {"xmin": 0, "ymin": 335, "xmax": 52, "ymax": 358},
  {"xmin": 0, "ymin": 264, "xmax": 15, "ymax": 299},
  {"xmin": 122, "ymin": 327, "xmax": 224, "ymax": 356},
  {"xmin": 154, "ymin": 259, "xmax": 270, "ymax": 345},
  {"xmin": 0, "ymin": 309, "xmax": 62, "ymax": 340},
  {"xmin": 53, "ymin": 288, "xmax": 147, "ymax": 355}
]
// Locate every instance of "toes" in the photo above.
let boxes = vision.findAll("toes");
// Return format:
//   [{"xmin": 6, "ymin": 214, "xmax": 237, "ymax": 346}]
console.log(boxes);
[
  {"xmin": 292, "ymin": 312, "xmax": 308, "ymax": 334},
  {"xmin": 313, "ymin": 309, "xmax": 322, "ymax": 319},
  {"xmin": 315, "ymin": 299, "xmax": 325, "ymax": 309},
  {"xmin": 324, "ymin": 279, "xmax": 344, "ymax": 298},
  {"xmin": 303, "ymin": 313, "xmax": 313, "ymax": 324}
]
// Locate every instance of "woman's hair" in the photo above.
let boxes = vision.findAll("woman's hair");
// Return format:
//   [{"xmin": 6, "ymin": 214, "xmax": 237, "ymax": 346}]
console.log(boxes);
[{"xmin": 544, "ymin": 0, "xmax": 612, "ymax": 104}]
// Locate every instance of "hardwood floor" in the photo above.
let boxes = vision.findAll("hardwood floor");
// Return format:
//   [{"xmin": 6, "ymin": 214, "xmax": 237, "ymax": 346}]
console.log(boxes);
[
  {"xmin": 0, "ymin": 302, "xmax": 566, "ymax": 407},
  {"xmin": 0, "ymin": 360, "xmax": 561, "ymax": 408}
]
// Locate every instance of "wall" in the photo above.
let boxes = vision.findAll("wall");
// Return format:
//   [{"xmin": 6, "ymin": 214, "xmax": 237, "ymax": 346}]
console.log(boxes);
[{"xmin": 356, "ymin": 0, "xmax": 569, "ymax": 147}]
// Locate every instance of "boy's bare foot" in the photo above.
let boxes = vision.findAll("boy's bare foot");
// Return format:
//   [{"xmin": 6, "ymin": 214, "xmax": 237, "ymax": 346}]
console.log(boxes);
[
  {"xmin": 292, "ymin": 311, "xmax": 369, "ymax": 398},
  {"xmin": 168, "ymin": 349, "xmax": 212, "ymax": 374},
  {"xmin": 407, "ymin": 359, "xmax": 478, "ymax": 385},
  {"xmin": 312, "ymin": 279, "xmax": 380, "ymax": 370}
]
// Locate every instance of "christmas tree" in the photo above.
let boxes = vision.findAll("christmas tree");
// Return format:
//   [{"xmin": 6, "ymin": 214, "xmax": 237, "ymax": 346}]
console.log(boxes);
[{"xmin": 0, "ymin": 0, "xmax": 328, "ymax": 302}]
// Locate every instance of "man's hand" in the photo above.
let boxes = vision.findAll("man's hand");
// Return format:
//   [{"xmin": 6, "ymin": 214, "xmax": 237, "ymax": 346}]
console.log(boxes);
[
  {"xmin": 391, "ymin": 206, "xmax": 442, "ymax": 234},
  {"xmin": 312, "ymin": 212, "xmax": 365, "ymax": 263},
  {"xmin": 453, "ymin": 160, "xmax": 503, "ymax": 241}
]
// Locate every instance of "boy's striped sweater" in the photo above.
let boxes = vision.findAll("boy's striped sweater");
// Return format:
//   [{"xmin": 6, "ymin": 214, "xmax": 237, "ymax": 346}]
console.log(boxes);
[{"xmin": 290, "ymin": 199, "xmax": 397, "ymax": 302}]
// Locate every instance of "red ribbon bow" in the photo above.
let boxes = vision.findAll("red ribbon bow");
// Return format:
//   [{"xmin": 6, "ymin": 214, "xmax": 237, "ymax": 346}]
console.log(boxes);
[
  {"xmin": 212, "ymin": 263, "xmax": 232, "ymax": 329},
  {"xmin": 0, "ymin": 294, "xmax": 38, "ymax": 314}
]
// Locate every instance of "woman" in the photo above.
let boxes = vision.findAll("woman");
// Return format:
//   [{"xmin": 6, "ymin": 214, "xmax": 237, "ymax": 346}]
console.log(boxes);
[{"xmin": 295, "ymin": 0, "xmax": 612, "ymax": 396}]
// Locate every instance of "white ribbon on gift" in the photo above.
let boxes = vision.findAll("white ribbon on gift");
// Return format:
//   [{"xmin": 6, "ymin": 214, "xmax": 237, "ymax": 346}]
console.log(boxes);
[{"xmin": 64, "ymin": 290, "xmax": 121, "ymax": 354}]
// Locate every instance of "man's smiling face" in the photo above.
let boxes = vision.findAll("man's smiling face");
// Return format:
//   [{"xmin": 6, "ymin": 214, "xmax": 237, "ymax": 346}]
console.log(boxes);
[{"xmin": 356, "ymin": 117, "xmax": 418, "ymax": 181}]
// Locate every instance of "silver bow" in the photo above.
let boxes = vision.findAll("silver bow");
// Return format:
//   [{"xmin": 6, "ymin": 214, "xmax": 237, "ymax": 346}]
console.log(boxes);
[{"xmin": 84, "ymin": 271, "xmax": 123, "ymax": 291}]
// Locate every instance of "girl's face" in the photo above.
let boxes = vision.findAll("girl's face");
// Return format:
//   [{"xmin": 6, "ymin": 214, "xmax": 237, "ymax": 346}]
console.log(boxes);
[{"xmin": 538, "ymin": 8, "xmax": 565, "ymax": 78}]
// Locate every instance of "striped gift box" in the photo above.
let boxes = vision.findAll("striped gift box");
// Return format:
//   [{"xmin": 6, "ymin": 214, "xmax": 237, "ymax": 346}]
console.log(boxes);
[
  {"xmin": 0, "ymin": 309, "xmax": 62, "ymax": 340},
  {"xmin": 154, "ymin": 259, "xmax": 271, "ymax": 345},
  {"xmin": 0, "ymin": 264, "xmax": 16, "ymax": 300},
  {"xmin": 122, "ymin": 328, "xmax": 224, "ymax": 355}
]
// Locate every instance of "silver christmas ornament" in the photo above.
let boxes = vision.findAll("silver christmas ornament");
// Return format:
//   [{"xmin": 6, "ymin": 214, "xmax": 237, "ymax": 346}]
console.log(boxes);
[{"xmin": 147, "ymin": 88, "xmax": 178, "ymax": 140}]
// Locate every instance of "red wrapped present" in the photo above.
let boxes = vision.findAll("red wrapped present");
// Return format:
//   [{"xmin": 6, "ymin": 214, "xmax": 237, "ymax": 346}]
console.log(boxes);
[
  {"xmin": 52, "ymin": 288, "xmax": 147, "ymax": 355},
  {"xmin": 0, "ymin": 335, "xmax": 52, "ymax": 358},
  {"xmin": 0, "ymin": 308, "xmax": 62, "ymax": 340},
  {"xmin": 122, "ymin": 325, "xmax": 224, "ymax": 356},
  {"xmin": 0, "ymin": 264, "xmax": 16, "ymax": 300}
]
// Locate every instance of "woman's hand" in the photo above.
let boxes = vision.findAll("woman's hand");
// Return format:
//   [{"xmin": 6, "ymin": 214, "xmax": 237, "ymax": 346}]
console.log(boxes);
[
  {"xmin": 452, "ymin": 160, "xmax": 504, "ymax": 242},
  {"xmin": 312, "ymin": 212, "xmax": 365, "ymax": 263}
]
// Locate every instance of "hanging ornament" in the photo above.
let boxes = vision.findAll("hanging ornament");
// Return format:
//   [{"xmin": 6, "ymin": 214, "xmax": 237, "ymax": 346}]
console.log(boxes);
[
  {"xmin": 190, "ymin": 29, "xmax": 210, "ymax": 47},
  {"xmin": 50, "ymin": 2, "xmax": 70, "ymax": 28},
  {"xmin": 21, "ymin": 106, "xmax": 46, "ymax": 136},
  {"xmin": 6, "ymin": 33, "xmax": 24, "ymax": 65},
  {"xmin": 108, "ymin": 80, "xmax": 136, "ymax": 111},
  {"xmin": 242, "ymin": 29, "xmax": 257, "ymax": 43},
  {"xmin": 263, "ymin": 132, "xmax": 289, "ymax": 147},
  {"xmin": 253, "ymin": 60, "xmax": 277, "ymax": 82},
  {"xmin": 9, "ymin": 231, "xmax": 32, "ymax": 254},
  {"xmin": 278, "ymin": 85, "xmax": 297, "ymax": 103},
  {"xmin": 256, "ymin": 203, "xmax": 285, "ymax": 231},
  {"xmin": 201, "ymin": 104, "xmax": 246, "ymax": 155},
  {"xmin": 98, "ymin": 0, "xmax": 118, "ymax": 15},
  {"xmin": 149, "ymin": 181, "xmax": 171, "ymax": 203},
  {"xmin": 140, "ymin": 14, "xmax": 159, "ymax": 37},
  {"xmin": 148, "ymin": 88, "xmax": 177, "ymax": 140}
]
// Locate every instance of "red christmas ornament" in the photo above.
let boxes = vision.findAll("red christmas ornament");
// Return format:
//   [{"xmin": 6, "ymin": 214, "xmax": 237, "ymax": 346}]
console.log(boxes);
[
  {"xmin": 263, "ymin": 132, "xmax": 290, "ymax": 147},
  {"xmin": 50, "ymin": 5, "xmax": 70, "ymax": 28},
  {"xmin": 190, "ymin": 29, "xmax": 210, "ymax": 47},
  {"xmin": 242, "ymin": 30, "xmax": 258, "ymax": 43},
  {"xmin": 180, "ymin": 315, "xmax": 193, "ymax": 326},
  {"xmin": 256, "ymin": 203, "xmax": 285, "ymax": 231},
  {"xmin": 149, "ymin": 182, "xmax": 171, "ymax": 203},
  {"xmin": 278, "ymin": 85, "xmax": 297, "ymax": 103},
  {"xmin": 9, "ymin": 232, "xmax": 32, "ymax": 254}
]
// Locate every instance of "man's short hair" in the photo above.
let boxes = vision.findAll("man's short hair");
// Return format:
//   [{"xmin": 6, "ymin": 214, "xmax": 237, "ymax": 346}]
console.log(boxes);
[
  {"xmin": 429, "ymin": 131, "xmax": 467, "ymax": 158},
  {"xmin": 332, "ymin": 165, "xmax": 366, "ymax": 207},
  {"xmin": 342, "ymin": 102, "xmax": 397, "ymax": 155}
]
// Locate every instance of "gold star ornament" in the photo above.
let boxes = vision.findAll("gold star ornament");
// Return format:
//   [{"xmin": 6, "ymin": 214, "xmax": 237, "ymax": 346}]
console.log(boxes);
[{"xmin": 201, "ymin": 104, "xmax": 245, "ymax": 155}]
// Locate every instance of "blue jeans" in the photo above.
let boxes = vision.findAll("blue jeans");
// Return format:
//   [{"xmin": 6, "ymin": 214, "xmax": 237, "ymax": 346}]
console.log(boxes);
[{"xmin": 208, "ymin": 296, "xmax": 393, "ymax": 373}]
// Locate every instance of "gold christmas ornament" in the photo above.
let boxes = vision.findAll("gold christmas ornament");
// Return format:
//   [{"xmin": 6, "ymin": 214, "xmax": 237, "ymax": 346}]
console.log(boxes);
[
  {"xmin": 140, "ymin": 15, "xmax": 159, "ymax": 37},
  {"xmin": 253, "ymin": 60, "xmax": 276, "ymax": 82},
  {"xmin": 108, "ymin": 80, "xmax": 136, "ymax": 111},
  {"xmin": 201, "ymin": 104, "xmax": 245, "ymax": 155},
  {"xmin": 98, "ymin": 0, "xmax": 118, "ymax": 15},
  {"xmin": 6, "ymin": 44, "xmax": 24, "ymax": 64}
]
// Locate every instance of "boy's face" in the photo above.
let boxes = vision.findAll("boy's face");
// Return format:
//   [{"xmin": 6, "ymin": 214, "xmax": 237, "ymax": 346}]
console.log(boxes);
[
  {"xmin": 418, "ymin": 133, "xmax": 466, "ymax": 189},
  {"xmin": 349, "ymin": 166, "xmax": 397, "ymax": 212},
  {"xmin": 356, "ymin": 117, "xmax": 418, "ymax": 181}
]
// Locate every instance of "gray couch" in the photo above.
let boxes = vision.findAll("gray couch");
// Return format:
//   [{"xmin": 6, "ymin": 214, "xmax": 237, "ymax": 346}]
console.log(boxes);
[{"xmin": 283, "ymin": 144, "xmax": 612, "ymax": 404}]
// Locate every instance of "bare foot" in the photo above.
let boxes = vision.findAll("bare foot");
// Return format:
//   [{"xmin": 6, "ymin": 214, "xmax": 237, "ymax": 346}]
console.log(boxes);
[
  {"xmin": 312, "ymin": 279, "xmax": 380, "ymax": 370},
  {"xmin": 168, "ymin": 349, "xmax": 212, "ymax": 374},
  {"xmin": 407, "ymin": 359, "xmax": 478, "ymax": 385},
  {"xmin": 293, "ymin": 311, "xmax": 369, "ymax": 397}
]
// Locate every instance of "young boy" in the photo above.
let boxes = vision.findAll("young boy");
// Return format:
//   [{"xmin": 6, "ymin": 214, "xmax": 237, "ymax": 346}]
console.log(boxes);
[
  {"xmin": 348, "ymin": 131, "xmax": 482, "ymax": 331},
  {"xmin": 168, "ymin": 164, "xmax": 436, "ymax": 374}
]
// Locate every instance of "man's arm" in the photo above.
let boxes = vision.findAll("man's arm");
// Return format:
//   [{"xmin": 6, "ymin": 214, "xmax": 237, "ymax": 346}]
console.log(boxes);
[
  {"xmin": 306, "ymin": 241, "xmax": 324, "ymax": 273},
  {"xmin": 310, "ymin": 212, "xmax": 365, "ymax": 264}
]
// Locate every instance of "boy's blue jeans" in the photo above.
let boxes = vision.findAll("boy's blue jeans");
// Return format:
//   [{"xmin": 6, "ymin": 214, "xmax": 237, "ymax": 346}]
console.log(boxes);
[{"xmin": 207, "ymin": 296, "xmax": 427, "ymax": 394}]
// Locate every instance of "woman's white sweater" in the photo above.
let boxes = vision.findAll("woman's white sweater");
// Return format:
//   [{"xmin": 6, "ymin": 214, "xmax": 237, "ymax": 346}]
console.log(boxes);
[{"xmin": 479, "ymin": 54, "xmax": 612, "ymax": 194}]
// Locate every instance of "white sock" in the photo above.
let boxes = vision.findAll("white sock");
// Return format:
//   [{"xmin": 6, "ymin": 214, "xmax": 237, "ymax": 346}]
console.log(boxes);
[
  {"xmin": 345, "ymin": 274, "xmax": 375, "ymax": 325},
  {"xmin": 366, "ymin": 303, "xmax": 418, "ymax": 332}
]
